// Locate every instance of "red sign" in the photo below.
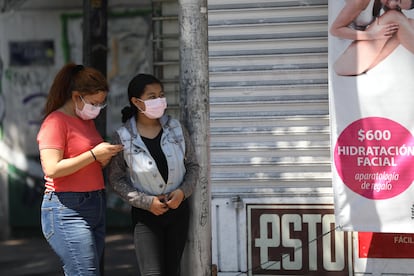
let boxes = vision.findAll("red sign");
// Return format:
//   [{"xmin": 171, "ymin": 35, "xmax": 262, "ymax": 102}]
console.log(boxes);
[
  {"xmin": 358, "ymin": 232, "xmax": 414, "ymax": 258},
  {"xmin": 248, "ymin": 204, "xmax": 352, "ymax": 275}
]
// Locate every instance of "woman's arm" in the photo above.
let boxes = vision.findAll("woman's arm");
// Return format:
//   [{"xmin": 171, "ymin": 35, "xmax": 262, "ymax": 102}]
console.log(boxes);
[
  {"xmin": 40, "ymin": 148, "xmax": 97, "ymax": 178},
  {"xmin": 330, "ymin": 0, "xmax": 371, "ymax": 39},
  {"xmin": 382, "ymin": 10, "xmax": 414, "ymax": 54},
  {"xmin": 178, "ymin": 125, "xmax": 200, "ymax": 199},
  {"xmin": 331, "ymin": 1, "xmax": 400, "ymax": 75},
  {"xmin": 165, "ymin": 124, "xmax": 200, "ymax": 209},
  {"xmin": 330, "ymin": 0, "xmax": 396, "ymax": 41},
  {"xmin": 107, "ymin": 133, "xmax": 154, "ymax": 211},
  {"xmin": 40, "ymin": 142, "xmax": 123, "ymax": 178}
]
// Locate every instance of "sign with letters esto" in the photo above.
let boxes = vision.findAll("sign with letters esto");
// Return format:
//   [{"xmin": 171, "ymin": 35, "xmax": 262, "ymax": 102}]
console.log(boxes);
[{"xmin": 247, "ymin": 204, "xmax": 352, "ymax": 275}]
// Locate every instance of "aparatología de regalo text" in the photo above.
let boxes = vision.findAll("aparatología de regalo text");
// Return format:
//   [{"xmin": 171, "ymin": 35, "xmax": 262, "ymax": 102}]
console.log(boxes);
[{"xmin": 334, "ymin": 117, "xmax": 414, "ymax": 200}]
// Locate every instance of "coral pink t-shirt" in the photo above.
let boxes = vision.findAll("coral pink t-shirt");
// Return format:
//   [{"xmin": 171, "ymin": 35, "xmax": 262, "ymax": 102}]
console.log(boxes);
[{"xmin": 37, "ymin": 111, "xmax": 104, "ymax": 192}]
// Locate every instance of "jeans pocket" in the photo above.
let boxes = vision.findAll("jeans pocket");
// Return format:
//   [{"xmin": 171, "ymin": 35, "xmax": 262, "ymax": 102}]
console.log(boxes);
[
  {"xmin": 57, "ymin": 193, "xmax": 87, "ymax": 209},
  {"xmin": 41, "ymin": 207, "xmax": 54, "ymax": 240}
]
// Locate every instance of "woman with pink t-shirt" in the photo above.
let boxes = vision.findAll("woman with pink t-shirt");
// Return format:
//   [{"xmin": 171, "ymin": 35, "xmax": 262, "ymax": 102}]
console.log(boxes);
[{"xmin": 37, "ymin": 63, "xmax": 123, "ymax": 275}]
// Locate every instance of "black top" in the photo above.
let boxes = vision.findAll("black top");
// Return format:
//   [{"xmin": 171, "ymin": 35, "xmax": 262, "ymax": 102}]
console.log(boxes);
[{"xmin": 141, "ymin": 129, "xmax": 168, "ymax": 183}]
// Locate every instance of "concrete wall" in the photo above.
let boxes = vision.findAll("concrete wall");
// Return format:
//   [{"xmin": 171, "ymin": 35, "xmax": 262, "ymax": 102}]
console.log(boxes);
[{"xmin": 0, "ymin": 7, "xmax": 153, "ymax": 235}]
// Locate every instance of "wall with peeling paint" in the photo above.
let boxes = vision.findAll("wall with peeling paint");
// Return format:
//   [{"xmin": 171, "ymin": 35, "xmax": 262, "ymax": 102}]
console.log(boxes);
[{"xmin": 0, "ymin": 7, "xmax": 153, "ymax": 235}]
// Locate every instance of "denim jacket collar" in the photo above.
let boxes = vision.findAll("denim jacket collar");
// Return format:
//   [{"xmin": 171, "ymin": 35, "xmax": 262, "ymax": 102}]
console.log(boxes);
[{"xmin": 127, "ymin": 114, "xmax": 170, "ymax": 137}]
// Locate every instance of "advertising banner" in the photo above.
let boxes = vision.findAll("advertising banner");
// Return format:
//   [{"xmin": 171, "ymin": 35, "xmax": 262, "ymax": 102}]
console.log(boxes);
[{"xmin": 329, "ymin": 1, "xmax": 414, "ymax": 232}]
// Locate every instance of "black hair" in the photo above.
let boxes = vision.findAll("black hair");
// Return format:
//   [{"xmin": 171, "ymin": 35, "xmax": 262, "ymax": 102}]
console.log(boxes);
[
  {"xmin": 121, "ymin": 74, "xmax": 163, "ymax": 123},
  {"xmin": 373, "ymin": 0, "xmax": 383, "ymax": 17}
]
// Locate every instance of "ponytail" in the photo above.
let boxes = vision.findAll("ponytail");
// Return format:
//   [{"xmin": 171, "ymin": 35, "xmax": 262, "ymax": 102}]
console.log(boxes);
[
  {"xmin": 43, "ymin": 63, "xmax": 108, "ymax": 118},
  {"xmin": 43, "ymin": 63, "xmax": 77, "ymax": 117},
  {"xmin": 121, "ymin": 106, "xmax": 137, "ymax": 123}
]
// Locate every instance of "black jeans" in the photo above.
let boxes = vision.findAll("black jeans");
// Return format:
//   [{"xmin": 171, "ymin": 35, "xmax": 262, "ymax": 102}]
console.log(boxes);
[{"xmin": 131, "ymin": 200, "xmax": 189, "ymax": 276}]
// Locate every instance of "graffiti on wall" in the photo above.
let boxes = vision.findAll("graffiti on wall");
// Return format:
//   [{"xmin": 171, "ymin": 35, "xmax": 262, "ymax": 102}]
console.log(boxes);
[
  {"xmin": 1, "ymin": 55, "xmax": 54, "ymax": 226},
  {"xmin": 0, "ymin": 10, "xmax": 152, "ymax": 226},
  {"xmin": 2, "ymin": 66, "xmax": 53, "ymax": 155},
  {"xmin": 65, "ymin": 13, "xmax": 152, "ymax": 136}
]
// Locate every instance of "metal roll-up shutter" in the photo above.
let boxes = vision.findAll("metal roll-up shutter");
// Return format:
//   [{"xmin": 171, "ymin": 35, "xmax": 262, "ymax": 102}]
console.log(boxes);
[{"xmin": 208, "ymin": 0, "xmax": 330, "ymax": 194}]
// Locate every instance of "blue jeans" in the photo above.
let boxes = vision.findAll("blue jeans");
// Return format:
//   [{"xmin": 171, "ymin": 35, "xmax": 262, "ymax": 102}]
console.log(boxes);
[{"xmin": 41, "ymin": 190, "xmax": 106, "ymax": 276}]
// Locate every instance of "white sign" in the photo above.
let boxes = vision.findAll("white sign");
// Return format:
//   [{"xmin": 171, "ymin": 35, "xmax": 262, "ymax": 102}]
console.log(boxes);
[{"xmin": 329, "ymin": 1, "xmax": 414, "ymax": 233}]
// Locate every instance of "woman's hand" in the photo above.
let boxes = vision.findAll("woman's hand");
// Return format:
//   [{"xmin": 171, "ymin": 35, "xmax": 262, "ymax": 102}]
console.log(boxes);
[
  {"xmin": 166, "ymin": 189, "xmax": 185, "ymax": 209},
  {"xmin": 91, "ymin": 142, "xmax": 123, "ymax": 166},
  {"xmin": 367, "ymin": 20, "xmax": 399, "ymax": 39},
  {"xmin": 148, "ymin": 189, "xmax": 185, "ymax": 216},
  {"xmin": 150, "ymin": 196, "xmax": 169, "ymax": 216}
]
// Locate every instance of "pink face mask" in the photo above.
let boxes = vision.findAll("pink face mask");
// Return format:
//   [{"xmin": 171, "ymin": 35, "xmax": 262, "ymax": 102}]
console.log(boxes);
[
  {"xmin": 76, "ymin": 96, "xmax": 105, "ymax": 120},
  {"xmin": 138, "ymin": 97, "xmax": 167, "ymax": 119}
]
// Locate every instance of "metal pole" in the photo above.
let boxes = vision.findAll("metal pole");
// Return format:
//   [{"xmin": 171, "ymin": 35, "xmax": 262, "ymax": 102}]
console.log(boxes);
[
  {"xmin": 178, "ymin": 0, "xmax": 211, "ymax": 275},
  {"xmin": 83, "ymin": 0, "xmax": 108, "ymax": 138}
]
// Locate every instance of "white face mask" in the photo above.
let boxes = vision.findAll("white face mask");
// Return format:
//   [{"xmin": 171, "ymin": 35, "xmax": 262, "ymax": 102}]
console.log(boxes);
[
  {"xmin": 75, "ymin": 96, "xmax": 105, "ymax": 120},
  {"xmin": 138, "ymin": 97, "xmax": 167, "ymax": 119}
]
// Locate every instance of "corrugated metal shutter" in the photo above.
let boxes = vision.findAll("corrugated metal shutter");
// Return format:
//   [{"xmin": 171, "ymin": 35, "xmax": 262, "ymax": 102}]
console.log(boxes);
[
  {"xmin": 208, "ymin": 0, "xmax": 330, "ymax": 194},
  {"xmin": 151, "ymin": 0, "xmax": 330, "ymax": 189}
]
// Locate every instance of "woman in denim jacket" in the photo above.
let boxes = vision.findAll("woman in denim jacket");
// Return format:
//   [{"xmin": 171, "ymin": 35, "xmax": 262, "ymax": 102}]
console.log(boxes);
[{"xmin": 108, "ymin": 73, "xmax": 199, "ymax": 276}]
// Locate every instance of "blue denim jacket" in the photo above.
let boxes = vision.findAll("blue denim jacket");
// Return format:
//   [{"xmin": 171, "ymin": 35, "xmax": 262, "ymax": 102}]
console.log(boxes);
[{"xmin": 108, "ymin": 114, "xmax": 199, "ymax": 211}]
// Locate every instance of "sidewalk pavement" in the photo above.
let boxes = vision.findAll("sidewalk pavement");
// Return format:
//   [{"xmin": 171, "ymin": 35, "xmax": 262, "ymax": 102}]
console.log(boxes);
[{"xmin": 0, "ymin": 229, "xmax": 139, "ymax": 276}]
